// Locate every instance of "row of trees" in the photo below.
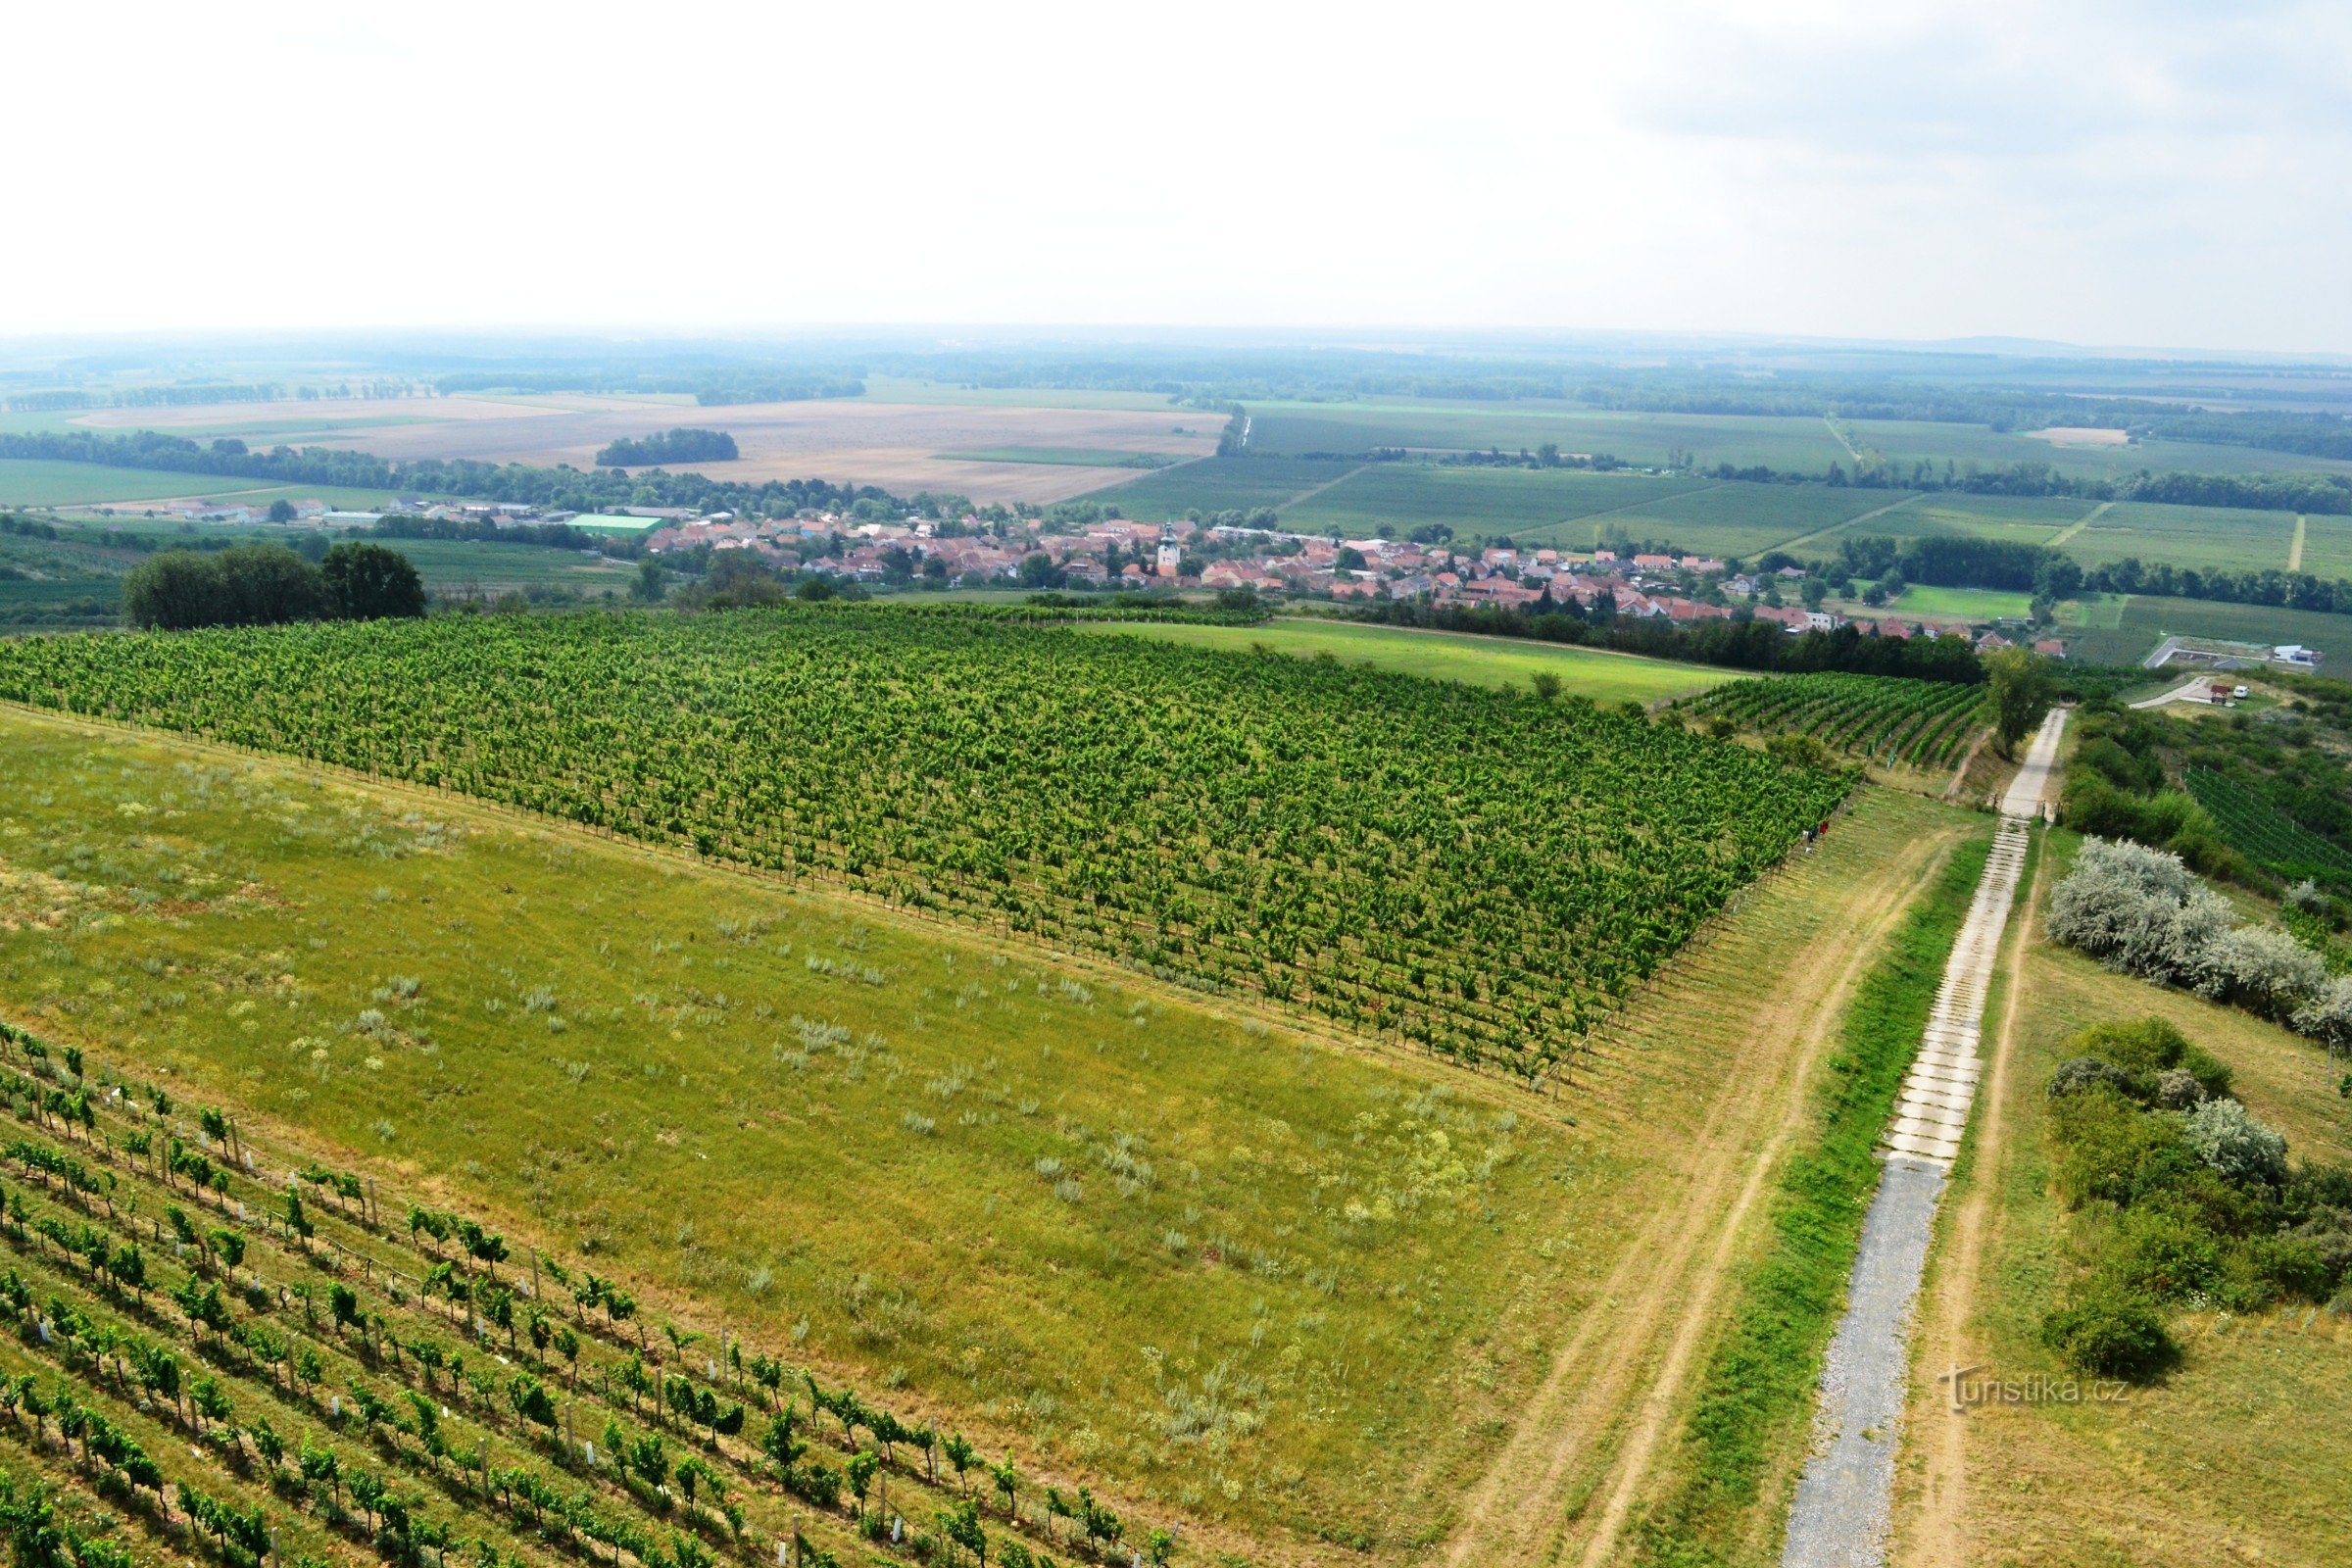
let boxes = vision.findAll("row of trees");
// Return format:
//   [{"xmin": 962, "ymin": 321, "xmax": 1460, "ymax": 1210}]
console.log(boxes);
[
  {"xmin": 0, "ymin": 430, "xmax": 897, "ymax": 522},
  {"xmin": 1348, "ymin": 597, "xmax": 1988, "ymax": 682},
  {"xmin": 122, "ymin": 543, "xmax": 424, "ymax": 631},
  {"xmin": 596, "ymin": 429, "xmax": 741, "ymax": 467}
]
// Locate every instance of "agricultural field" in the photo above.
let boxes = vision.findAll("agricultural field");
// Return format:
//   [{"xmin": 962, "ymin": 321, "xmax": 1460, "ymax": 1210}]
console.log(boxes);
[
  {"xmin": 1096, "ymin": 457, "xmax": 1355, "ymax": 518},
  {"xmin": 2290, "ymin": 513, "xmax": 2352, "ymax": 581},
  {"xmin": 61, "ymin": 394, "xmax": 1223, "ymax": 508},
  {"xmin": 1077, "ymin": 616, "xmax": 1734, "ymax": 703},
  {"xmin": 1844, "ymin": 418, "xmax": 2352, "ymax": 480},
  {"xmin": 1879, "ymin": 585, "xmax": 2035, "ymax": 622},
  {"xmin": 933, "ymin": 449, "xmax": 1173, "ymax": 469},
  {"xmin": 0, "ymin": 526, "xmax": 635, "ymax": 628},
  {"xmin": 360, "ymin": 540, "xmax": 639, "ymax": 597},
  {"xmin": 1849, "ymin": 493, "xmax": 2098, "ymax": 549},
  {"xmin": 0, "ymin": 462, "xmax": 308, "ymax": 510},
  {"xmin": 2057, "ymin": 595, "xmax": 2352, "ymax": 668},
  {"xmin": 1676, "ymin": 673, "xmax": 1987, "ymax": 774},
  {"xmin": 2182, "ymin": 765, "xmax": 2352, "ymax": 885},
  {"xmin": 0, "ymin": 705, "xmax": 1961, "ymax": 1565},
  {"xmin": 1891, "ymin": 841, "xmax": 2352, "ymax": 1567},
  {"xmin": 0, "ymin": 607, "xmax": 1847, "ymax": 1082},
  {"xmin": 2055, "ymin": 500, "xmax": 2297, "ymax": 574},
  {"xmin": 1240, "ymin": 404, "xmax": 1856, "ymax": 470},
  {"xmin": 1276, "ymin": 466, "xmax": 1709, "ymax": 539},
  {"xmin": 1546, "ymin": 480, "xmax": 1907, "ymax": 559}
]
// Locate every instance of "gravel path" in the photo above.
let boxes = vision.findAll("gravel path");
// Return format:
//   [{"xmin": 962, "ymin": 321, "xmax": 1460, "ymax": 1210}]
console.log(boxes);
[{"xmin": 1779, "ymin": 711, "xmax": 2065, "ymax": 1568}]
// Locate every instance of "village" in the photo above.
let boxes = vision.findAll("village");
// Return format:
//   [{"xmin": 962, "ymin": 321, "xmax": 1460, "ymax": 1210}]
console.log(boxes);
[{"xmin": 141, "ymin": 491, "xmax": 2067, "ymax": 655}]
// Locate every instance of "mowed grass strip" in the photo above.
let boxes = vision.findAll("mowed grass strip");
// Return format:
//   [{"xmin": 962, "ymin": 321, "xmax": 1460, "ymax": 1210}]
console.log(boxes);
[
  {"xmin": 1077, "ymin": 615, "xmax": 1734, "ymax": 703},
  {"xmin": 1630, "ymin": 825, "xmax": 1997, "ymax": 1567},
  {"xmin": 0, "ymin": 708, "xmax": 1594, "ymax": 1556},
  {"xmin": 1899, "ymin": 832, "xmax": 2352, "ymax": 1567}
]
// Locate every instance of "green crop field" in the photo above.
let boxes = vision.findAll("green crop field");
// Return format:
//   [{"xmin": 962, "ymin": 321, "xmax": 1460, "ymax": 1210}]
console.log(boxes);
[
  {"xmin": 1242, "ymin": 403, "xmax": 1852, "ymax": 470},
  {"xmin": 0, "ymin": 608, "xmax": 1843, "ymax": 1081},
  {"xmin": 2055, "ymin": 593, "xmax": 2352, "ymax": 667},
  {"xmin": 1098, "ymin": 456, "xmax": 1355, "ymax": 517},
  {"xmin": 0, "ymin": 679, "xmax": 1918, "ymax": 1564},
  {"xmin": 1277, "ymin": 466, "xmax": 1706, "ymax": 538},
  {"xmin": 1885, "ymin": 584, "xmax": 2034, "ymax": 620},
  {"xmin": 1677, "ymin": 672, "xmax": 1986, "ymax": 771},
  {"xmin": 1077, "ymin": 615, "xmax": 1735, "ymax": 703},
  {"xmin": 0, "ymin": 460, "xmax": 406, "ymax": 514},
  {"xmin": 2056, "ymin": 500, "xmax": 2298, "ymax": 573},
  {"xmin": 2293, "ymin": 514, "xmax": 2352, "ymax": 580},
  {"xmin": 371, "ymin": 539, "xmax": 638, "ymax": 594},
  {"xmin": 0, "ymin": 462, "xmax": 269, "ymax": 508},
  {"xmin": 1546, "ymin": 480, "xmax": 1906, "ymax": 559},
  {"xmin": 1848, "ymin": 493, "xmax": 2095, "ymax": 548}
]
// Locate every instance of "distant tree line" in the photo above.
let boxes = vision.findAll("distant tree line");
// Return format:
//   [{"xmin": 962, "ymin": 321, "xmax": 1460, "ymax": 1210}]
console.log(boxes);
[
  {"xmin": 1345, "ymin": 598, "xmax": 1986, "ymax": 682},
  {"xmin": 1429, "ymin": 442, "xmax": 2352, "ymax": 515},
  {"xmin": 367, "ymin": 513, "xmax": 643, "ymax": 557},
  {"xmin": 0, "ymin": 429, "xmax": 901, "ymax": 520},
  {"xmin": 122, "ymin": 541, "xmax": 425, "ymax": 630},
  {"xmin": 1829, "ymin": 532, "xmax": 2352, "ymax": 616},
  {"xmin": 432, "ymin": 367, "xmax": 863, "ymax": 406},
  {"xmin": 594, "ymin": 428, "xmax": 739, "ymax": 467}
]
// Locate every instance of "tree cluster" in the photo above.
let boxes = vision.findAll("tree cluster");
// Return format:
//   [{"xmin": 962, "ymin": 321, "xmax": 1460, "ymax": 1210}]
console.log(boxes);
[
  {"xmin": 595, "ymin": 429, "xmax": 741, "ymax": 468},
  {"xmin": 122, "ymin": 542, "xmax": 424, "ymax": 631}
]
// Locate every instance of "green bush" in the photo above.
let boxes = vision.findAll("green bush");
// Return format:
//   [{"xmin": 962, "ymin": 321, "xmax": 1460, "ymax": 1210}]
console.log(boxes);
[
  {"xmin": 2096, "ymin": 1205, "xmax": 2226, "ymax": 1303},
  {"xmin": 2041, "ymin": 1286, "xmax": 2180, "ymax": 1381}
]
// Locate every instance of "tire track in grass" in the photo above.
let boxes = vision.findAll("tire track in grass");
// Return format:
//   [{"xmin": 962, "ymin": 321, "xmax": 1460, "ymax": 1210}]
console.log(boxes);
[
  {"xmin": 1897, "ymin": 826, "xmax": 2049, "ymax": 1568},
  {"xmin": 1440, "ymin": 804, "xmax": 1962, "ymax": 1568}
]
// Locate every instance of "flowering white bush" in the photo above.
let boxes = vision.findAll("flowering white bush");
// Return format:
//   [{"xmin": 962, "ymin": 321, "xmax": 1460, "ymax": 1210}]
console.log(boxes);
[
  {"xmin": 2183, "ymin": 1098, "xmax": 2288, "ymax": 1187},
  {"xmin": 2048, "ymin": 837, "xmax": 2329, "ymax": 1031}
]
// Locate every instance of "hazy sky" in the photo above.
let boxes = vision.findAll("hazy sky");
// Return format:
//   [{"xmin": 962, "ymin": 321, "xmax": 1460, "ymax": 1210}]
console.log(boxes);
[{"xmin": 11, "ymin": 0, "xmax": 2348, "ymax": 352}]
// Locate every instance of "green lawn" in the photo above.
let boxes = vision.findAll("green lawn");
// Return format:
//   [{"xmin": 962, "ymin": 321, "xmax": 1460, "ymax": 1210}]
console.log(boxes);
[
  {"xmin": 1886, "ymin": 584, "xmax": 2034, "ymax": 620},
  {"xmin": 1078, "ymin": 615, "xmax": 1734, "ymax": 702}
]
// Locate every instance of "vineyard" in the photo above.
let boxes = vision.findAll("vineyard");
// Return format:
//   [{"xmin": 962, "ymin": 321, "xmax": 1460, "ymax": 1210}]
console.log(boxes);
[
  {"xmin": 0, "ymin": 1015, "xmax": 1171, "ymax": 1568},
  {"xmin": 2181, "ymin": 765, "xmax": 2352, "ymax": 886},
  {"xmin": 0, "ymin": 607, "xmax": 1847, "ymax": 1081},
  {"xmin": 1676, "ymin": 673, "xmax": 1985, "ymax": 771}
]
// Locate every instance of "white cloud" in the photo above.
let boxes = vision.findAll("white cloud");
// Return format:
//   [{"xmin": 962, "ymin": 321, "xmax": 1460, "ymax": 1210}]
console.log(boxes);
[{"xmin": 2, "ymin": 0, "xmax": 2344, "ymax": 351}]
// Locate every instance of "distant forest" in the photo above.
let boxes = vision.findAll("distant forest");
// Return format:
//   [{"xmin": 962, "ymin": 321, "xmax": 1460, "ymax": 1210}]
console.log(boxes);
[{"xmin": 595, "ymin": 428, "xmax": 740, "ymax": 466}]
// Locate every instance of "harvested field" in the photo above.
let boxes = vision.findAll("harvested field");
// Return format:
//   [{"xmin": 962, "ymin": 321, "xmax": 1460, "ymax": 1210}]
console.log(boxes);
[{"xmin": 68, "ymin": 394, "xmax": 1222, "ymax": 506}]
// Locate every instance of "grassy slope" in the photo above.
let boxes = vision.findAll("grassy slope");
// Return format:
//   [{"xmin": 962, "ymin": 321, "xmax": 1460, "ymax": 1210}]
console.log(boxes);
[
  {"xmin": 1075, "ymin": 616, "xmax": 1734, "ymax": 703},
  {"xmin": 1630, "ymin": 827, "xmax": 1997, "ymax": 1567},
  {"xmin": 0, "ymin": 700, "xmax": 1829, "ymax": 1561},
  {"xmin": 1892, "ymin": 832, "xmax": 2352, "ymax": 1568}
]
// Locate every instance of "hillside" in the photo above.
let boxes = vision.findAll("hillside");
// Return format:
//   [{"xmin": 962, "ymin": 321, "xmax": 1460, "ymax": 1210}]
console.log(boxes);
[{"xmin": 0, "ymin": 607, "xmax": 1848, "ymax": 1083}]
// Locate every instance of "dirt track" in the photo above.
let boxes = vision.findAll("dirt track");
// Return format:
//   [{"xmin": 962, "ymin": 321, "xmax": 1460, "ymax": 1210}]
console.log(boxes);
[{"xmin": 1441, "ymin": 815, "xmax": 1960, "ymax": 1568}]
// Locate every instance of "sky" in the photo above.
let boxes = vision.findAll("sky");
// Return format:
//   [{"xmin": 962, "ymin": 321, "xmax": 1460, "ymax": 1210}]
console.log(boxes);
[{"xmin": 8, "ymin": 0, "xmax": 2348, "ymax": 353}]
